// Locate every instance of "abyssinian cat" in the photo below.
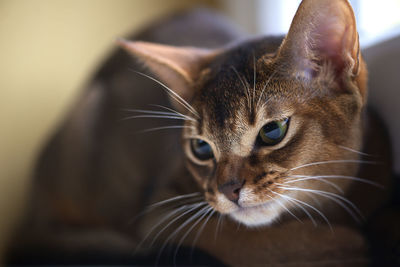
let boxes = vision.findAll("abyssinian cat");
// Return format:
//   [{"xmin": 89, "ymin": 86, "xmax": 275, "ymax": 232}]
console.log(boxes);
[{"xmin": 7, "ymin": 0, "xmax": 395, "ymax": 266}]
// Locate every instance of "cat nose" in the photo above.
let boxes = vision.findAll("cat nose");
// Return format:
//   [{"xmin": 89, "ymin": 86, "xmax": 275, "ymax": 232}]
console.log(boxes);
[{"xmin": 218, "ymin": 180, "xmax": 245, "ymax": 204}]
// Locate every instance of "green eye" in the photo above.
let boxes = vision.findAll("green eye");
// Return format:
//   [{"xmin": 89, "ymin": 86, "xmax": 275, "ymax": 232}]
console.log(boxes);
[
  {"xmin": 258, "ymin": 118, "xmax": 290, "ymax": 146},
  {"xmin": 190, "ymin": 139, "xmax": 214, "ymax": 161}
]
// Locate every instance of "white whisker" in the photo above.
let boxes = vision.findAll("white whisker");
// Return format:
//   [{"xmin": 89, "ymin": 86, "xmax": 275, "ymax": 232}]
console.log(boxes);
[
  {"xmin": 132, "ymin": 70, "xmax": 200, "ymax": 118},
  {"xmin": 134, "ymin": 202, "xmax": 203, "ymax": 253},
  {"xmin": 214, "ymin": 213, "xmax": 223, "ymax": 241},
  {"xmin": 149, "ymin": 202, "xmax": 207, "ymax": 248},
  {"xmin": 271, "ymin": 190, "xmax": 332, "ymax": 230},
  {"xmin": 231, "ymin": 66, "xmax": 251, "ymax": 111},
  {"xmin": 286, "ymin": 194, "xmax": 319, "ymax": 226},
  {"xmin": 304, "ymin": 191, "xmax": 322, "ymax": 207},
  {"xmin": 256, "ymin": 69, "xmax": 277, "ymax": 109},
  {"xmin": 146, "ymin": 192, "xmax": 201, "ymax": 210},
  {"xmin": 287, "ymin": 175, "xmax": 383, "ymax": 188},
  {"xmin": 138, "ymin": 125, "xmax": 195, "ymax": 133},
  {"xmin": 122, "ymin": 115, "xmax": 192, "ymax": 121},
  {"xmin": 279, "ymin": 178, "xmax": 344, "ymax": 194},
  {"xmin": 290, "ymin": 159, "xmax": 378, "ymax": 171},
  {"xmin": 338, "ymin": 145, "xmax": 374, "ymax": 157},
  {"xmin": 129, "ymin": 193, "xmax": 202, "ymax": 225},
  {"xmin": 124, "ymin": 107, "xmax": 196, "ymax": 122},
  {"xmin": 268, "ymin": 189, "xmax": 316, "ymax": 226},
  {"xmin": 188, "ymin": 208, "xmax": 216, "ymax": 259},
  {"xmin": 123, "ymin": 109, "xmax": 183, "ymax": 117},
  {"xmin": 279, "ymin": 186, "xmax": 363, "ymax": 223},
  {"xmin": 149, "ymin": 104, "xmax": 197, "ymax": 122},
  {"xmin": 155, "ymin": 205, "xmax": 211, "ymax": 264},
  {"xmin": 266, "ymin": 193, "xmax": 303, "ymax": 223},
  {"xmin": 236, "ymin": 220, "xmax": 242, "ymax": 231}
]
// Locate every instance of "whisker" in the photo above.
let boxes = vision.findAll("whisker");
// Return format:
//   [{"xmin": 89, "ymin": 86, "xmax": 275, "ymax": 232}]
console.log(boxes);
[
  {"xmin": 128, "ymin": 193, "xmax": 203, "ymax": 225},
  {"xmin": 134, "ymin": 202, "xmax": 202, "ymax": 253},
  {"xmin": 338, "ymin": 145, "xmax": 375, "ymax": 157},
  {"xmin": 122, "ymin": 115, "xmax": 192, "ymax": 121},
  {"xmin": 236, "ymin": 221, "xmax": 242, "ymax": 231},
  {"xmin": 287, "ymin": 175, "xmax": 383, "ymax": 188},
  {"xmin": 149, "ymin": 104, "xmax": 197, "ymax": 122},
  {"xmin": 146, "ymin": 193, "xmax": 201, "ymax": 210},
  {"xmin": 155, "ymin": 205, "xmax": 211, "ymax": 265},
  {"xmin": 131, "ymin": 70, "xmax": 200, "ymax": 118},
  {"xmin": 188, "ymin": 208, "xmax": 216, "ymax": 261},
  {"xmin": 278, "ymin": 186, "xmax": 363, "ymax": 223},
  {"xmin": 256, "ymin": 69, "xmax": 277, "ymax": 109},
  {"xmin": 137, "ymin": 125, "xmax": 195, "ymax": 133},
  {"xmin": 123, "ymin": 108, "xmax": 196, "ymax": 122},
  {"xmin": 267, "ymin": 190, "xmax": 316, "ymax": 226},
  {"xmin": 231, "ymin": 65, "xmax": 251, "ymax": 111},
  {"xmin": 123, "ymin": 108, "xmax": 184, "ymax": 117},
  {"xmin": 286, "ymin": 196, "xmax": 318, "ymax": 226},
  {"xmin": 304, "ymin": 191, "xmax": 322, "ymax": 207},
  {"xmin": 279, "ymin": 178, "xmax": 344, "ymax": 194},
  {"xmin": 270, "ymin": 190, "xmax": 332, "ymax": 230},
  {"xmin": 214, "ymin": 213, "xmax": 223, "ymax": 241},
  {"xmin": 266, "ymin": 194, "xmax": 303, "ymax": 223},
  {"xmin": 148, "ymin": 202, "xmax": 207, "ymax": 249},
  {"xmin": 290, "ymin": 159, "xmax": 378, "ymax": 171}
]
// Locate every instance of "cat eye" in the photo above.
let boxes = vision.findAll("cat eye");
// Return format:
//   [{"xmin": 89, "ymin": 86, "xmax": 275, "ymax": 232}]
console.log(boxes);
[
  {"xmin": 258, "ymin": 118, "xmax": 290, "ymax": 146},
  {"xmin": 190, "ymin": 139, "xmax": 214, "ymax": 161}
]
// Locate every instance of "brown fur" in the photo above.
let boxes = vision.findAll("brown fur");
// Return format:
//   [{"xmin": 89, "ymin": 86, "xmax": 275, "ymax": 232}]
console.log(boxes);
[{"xmin": 6, "ymin": 1, "xmax": 393, "ymax": 266}]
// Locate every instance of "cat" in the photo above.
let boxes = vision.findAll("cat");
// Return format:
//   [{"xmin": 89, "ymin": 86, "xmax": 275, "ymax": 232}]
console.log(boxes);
[{"xmin": 6, "ymin": 0, "xmax": 394, "ymax": 266}]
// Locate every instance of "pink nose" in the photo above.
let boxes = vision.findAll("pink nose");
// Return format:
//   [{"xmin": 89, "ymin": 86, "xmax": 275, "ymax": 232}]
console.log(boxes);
[{"xmin": 218, "ymin": 180, "xmax": 244, "ymax": 204}]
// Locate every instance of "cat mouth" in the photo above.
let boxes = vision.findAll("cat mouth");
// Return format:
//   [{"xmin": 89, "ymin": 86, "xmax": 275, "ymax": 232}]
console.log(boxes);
[
  {"xmin": 236, "ymin": 200, "xmax": 275, "ymax": 212},
  {"xmin": 228, "ymin": 200, "xmax": 281, "ymax": 226}
]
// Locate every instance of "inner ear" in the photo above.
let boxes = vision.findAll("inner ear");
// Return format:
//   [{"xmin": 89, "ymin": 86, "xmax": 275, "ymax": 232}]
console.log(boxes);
[
  {"xmin": 118, "ymin": 39, "xmax": 217, "ymax": 112},
  {"xmin": 277, "ymin": 0, "xmax": 360, "ymax": 79}
]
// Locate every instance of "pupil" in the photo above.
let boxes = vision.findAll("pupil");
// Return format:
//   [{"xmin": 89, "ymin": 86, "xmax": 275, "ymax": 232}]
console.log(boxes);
[
  {"xmin": 197, "ymin": 140, "xmax": 206, "ymax": 147},
  {"xmin": 196, "ymin": 140, "xmax": 208, "ymax": 153},
  {"xmin": 264, "ymin": 122, "xmax": 281, "ymax": 140},
  {"xmin": 191, "ymin": 139, "xmax": 213, "ymax": 160}
]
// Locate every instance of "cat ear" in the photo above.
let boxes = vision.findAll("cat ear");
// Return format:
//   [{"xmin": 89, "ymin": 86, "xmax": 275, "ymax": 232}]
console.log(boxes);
[
  {"xmin": 277, "ymin": 0, "xmax": 361, "ymax": 81},
  {"xmin": 118, "ymin": 39, "xmax": 215, "ymax": 107}
]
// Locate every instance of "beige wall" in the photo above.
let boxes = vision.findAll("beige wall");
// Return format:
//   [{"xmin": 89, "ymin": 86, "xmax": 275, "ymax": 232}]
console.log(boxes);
[{"xmin": 0, "ymin": 0, "xmax": 219, "ymax": 260}]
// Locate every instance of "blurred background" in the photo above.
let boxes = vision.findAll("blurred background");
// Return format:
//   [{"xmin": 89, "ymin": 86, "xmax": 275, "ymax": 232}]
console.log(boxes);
[{"xmin": 1, "ymin": 0, "xmax": 400, "ymax": 262}]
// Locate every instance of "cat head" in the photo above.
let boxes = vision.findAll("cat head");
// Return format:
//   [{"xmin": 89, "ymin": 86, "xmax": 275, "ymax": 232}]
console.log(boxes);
[{"xmin": 120, "ymin": 0, "xmax": 367, "ymax": 226}]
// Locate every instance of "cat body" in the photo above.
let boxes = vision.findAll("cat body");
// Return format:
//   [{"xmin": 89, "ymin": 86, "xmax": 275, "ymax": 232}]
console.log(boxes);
[{"xmin": 7, "ymin": 1, "xmax": 393, "ymax": 266}]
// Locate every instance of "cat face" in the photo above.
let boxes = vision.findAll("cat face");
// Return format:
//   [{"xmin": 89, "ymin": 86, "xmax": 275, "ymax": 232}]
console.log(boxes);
[
  {"xmin": 180, "ymin": 46, "xmax": 364, "ymax": 226},
  {"xmin": 120, "ymin": 0, "xmax": 367, "ymax": 226}
]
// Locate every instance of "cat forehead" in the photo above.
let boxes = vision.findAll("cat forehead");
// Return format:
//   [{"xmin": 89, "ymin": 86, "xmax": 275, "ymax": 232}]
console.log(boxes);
[
  {"xmin": 193, "ymin": 38, "xmax": 282, "ymax": 125},
  {"xmin": 193, "ymin": 59, "xmax": 301, "ymax": 130},
  {"xmin": 192, "ymin": 74, "xmax": 299, "ymax": 153},
  {"xmin": 186, "ymin": 37, "xmax": 340, "ymax": 148}
]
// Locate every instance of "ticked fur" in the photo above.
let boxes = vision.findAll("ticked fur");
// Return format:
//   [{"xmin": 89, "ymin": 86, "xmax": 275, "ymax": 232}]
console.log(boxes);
[
  {"xmin": 8, "ymin": 1, "xmax": 392, "ymax": 266},
  {"xmin": 121, "ymin": 0, "xmax": 369, "ymax": 227}
]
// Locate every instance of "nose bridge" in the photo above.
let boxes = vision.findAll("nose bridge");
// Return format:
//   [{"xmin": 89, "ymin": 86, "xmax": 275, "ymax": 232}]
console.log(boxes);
[
  {"xmin": 215, "ymin": 155, "xmax": 248, "ymax": 204},
  {"xmin": 216, "ymin": 155, "xmax": 243, "ymax": 186}
]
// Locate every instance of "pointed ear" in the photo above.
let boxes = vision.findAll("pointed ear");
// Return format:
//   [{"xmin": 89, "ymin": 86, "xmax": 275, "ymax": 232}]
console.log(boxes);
[
  {"xmin": 118, "ymin": 39, "xmax": 216, "ymax": 108},
  {"xmin": 277, "ymin": 0, "xmax": 362, "ymax": 82}
]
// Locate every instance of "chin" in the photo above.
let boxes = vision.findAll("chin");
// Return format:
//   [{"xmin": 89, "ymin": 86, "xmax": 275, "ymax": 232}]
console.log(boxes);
[{"xmin": 229, "ymin": 202, "xmax": 284, "ymax": 227}]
